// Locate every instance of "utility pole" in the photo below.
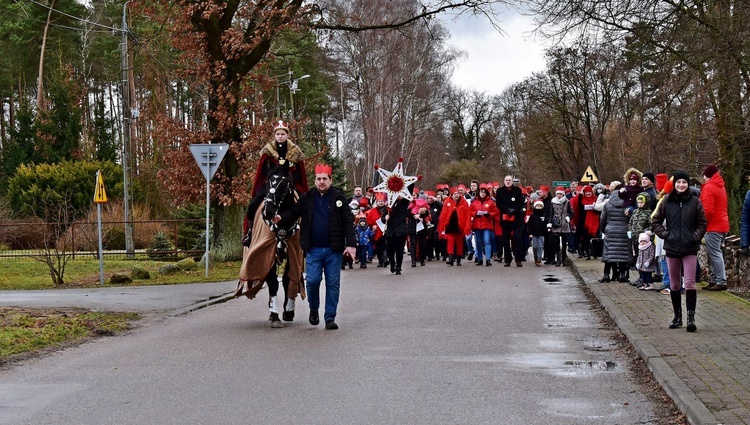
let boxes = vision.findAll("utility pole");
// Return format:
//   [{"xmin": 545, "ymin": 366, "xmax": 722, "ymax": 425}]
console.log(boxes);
[{"xmin": 121, "ymin": 1, "xmax": 134, "ymax": 258}]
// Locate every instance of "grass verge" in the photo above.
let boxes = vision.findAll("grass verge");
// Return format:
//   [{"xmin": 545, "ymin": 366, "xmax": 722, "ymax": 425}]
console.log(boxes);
[
  {"xmin": 0, "ymin": 258, "xmax": 242, "ymax": 290},
  {"xmin": 0, "ymin": 307, "xmax": 139, "ymax": 365}
]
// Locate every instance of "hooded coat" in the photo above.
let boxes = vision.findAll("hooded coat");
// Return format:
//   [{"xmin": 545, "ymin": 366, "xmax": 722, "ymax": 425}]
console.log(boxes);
[
  {"xmin": 621, "ymin": 167, "xmax": 643, "ymax": 210},
  {"xmin": 700, "ymin": 172, "xmax": 730, "ymax": 233},
  {"xmin": 438, "ymin": 195, "xmax": 472, "ymax": 236},
  {"xmin": 600, "ymin": 192, "xmax": 632, "ymax": 263},
  {"xmin": 652, "ymin": 189, "xmax": 707, "ymax": 258}
]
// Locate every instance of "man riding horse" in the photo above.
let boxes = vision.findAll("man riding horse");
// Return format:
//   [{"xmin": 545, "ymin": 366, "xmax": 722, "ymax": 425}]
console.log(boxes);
[{"xmin": 235, "ymin": 120, "xmax": 307, "ymax": 328}]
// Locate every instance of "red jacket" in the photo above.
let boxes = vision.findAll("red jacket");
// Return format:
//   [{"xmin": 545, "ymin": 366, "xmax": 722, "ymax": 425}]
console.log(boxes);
[
  {"xmin": 438, "ymin": 195, "xmax": 472, "ymax": 237},
  {"xmin": 700, "ymin": 173, "xmax": 730, "ymax": 232},
  {"xmin": 470, "ymin": 196, "xmax": 499, "ymax": 230},
  {"xmin": 571, "ymin": 193, "xmax": 600, "ymax": 237},
  {"xmin": 366, "ymin": 206, "xmax": 388, "ymax": 241}
]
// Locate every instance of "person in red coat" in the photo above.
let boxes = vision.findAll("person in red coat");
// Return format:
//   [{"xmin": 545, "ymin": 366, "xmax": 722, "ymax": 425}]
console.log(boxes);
[
  {"xmin": 571, "ymin": 185, "xmax": 598, "ymax": 259},
  {"xmin": 700, "ymin": 164, "xmax": 730, "ymax": 291},
  {"xmin": 366, "ymin": 193, "xmax": 389, "ymax": 268},
  {"xmin": 470, "ymin": 186, "xmax": 499, "ymax": 266},
  {"xmin": 438, "ymin": 190, "xmax": 471, "ymax": 266}
]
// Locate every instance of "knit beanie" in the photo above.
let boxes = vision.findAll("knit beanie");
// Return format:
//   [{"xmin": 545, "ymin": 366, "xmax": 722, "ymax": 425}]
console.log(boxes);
[
  {"xmin": 642, "ymin": 172, "xmax": 655, "ymax": 185},
  {"xmin": 672, "ymin": 170, "xmax": 691, "ymax": 184},
  {"xmin": 703, "ymin": 164, "xmax": 719, "ymax": 179},
  {"xmin": 636, "ymin": 193, "xmax": 648, "ymax": 204}
]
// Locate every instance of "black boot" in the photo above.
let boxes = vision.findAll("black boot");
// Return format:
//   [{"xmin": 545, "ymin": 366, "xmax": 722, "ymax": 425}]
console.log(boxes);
[
  {"xmin": 555, "ymin": 251, "xmax": 562, "ymax": 267},
  {"xmin": 447, "ymin": 255, "xmax": 454, "ymax": 266},
  {"xmin": 598, "ymin": 274, "xmax": 611, "ymax": 283},
  {"xmin": 686, "ymin": 289, "xmax": 697, "ymax": 332},
  {"xmin": 617, "ymin": 263, "xmax": 630, "ymax": 282},
  {"xmin": 456, "ymin": 256, "xmax": 462, "ymax": 266},
  {"xmin": 669, "ymin": 291, "xmax": 682, "ymax": 329}
]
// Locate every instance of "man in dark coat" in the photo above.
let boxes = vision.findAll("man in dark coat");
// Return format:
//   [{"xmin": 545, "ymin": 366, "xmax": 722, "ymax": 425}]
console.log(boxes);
[
  {"xmin": 278, "ymin": 164, "xmax": 357, "ymax": 330},
  {"xmin": 495, "ymin": 175, "xmax": 526, "ymax": 266}
]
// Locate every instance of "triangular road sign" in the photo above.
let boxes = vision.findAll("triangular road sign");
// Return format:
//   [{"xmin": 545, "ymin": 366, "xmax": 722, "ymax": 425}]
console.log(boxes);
[
  {"xmin": 190, "ymin": 143, "xmax": 230, "ymax": 181},
  {"xmin": 580, "ymin": 166, "xmax": 599, "ymax": 183}
]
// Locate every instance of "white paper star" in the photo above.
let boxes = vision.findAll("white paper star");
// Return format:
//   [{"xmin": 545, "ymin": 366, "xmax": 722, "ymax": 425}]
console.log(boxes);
[{"xmin": 373, "ymin": 158, "xmax": 419, "ymax": 207}]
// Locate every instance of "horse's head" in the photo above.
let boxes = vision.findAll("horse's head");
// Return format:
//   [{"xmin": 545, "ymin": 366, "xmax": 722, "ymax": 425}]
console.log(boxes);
[{"xmin": 261, "ymin": 169, "xmax": 298, "ymax": 239}]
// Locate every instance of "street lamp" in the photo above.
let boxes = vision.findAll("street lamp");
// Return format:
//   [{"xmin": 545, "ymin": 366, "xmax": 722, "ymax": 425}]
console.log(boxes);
[{"xmin": 289, "ymin": 74, "xmax": 310, "ymax": 120}]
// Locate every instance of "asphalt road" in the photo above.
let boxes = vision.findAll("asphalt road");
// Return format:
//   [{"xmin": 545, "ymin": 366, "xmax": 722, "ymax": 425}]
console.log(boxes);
[{"xmin": 0, "ymin": 262, "xmax": 660, "ymax": 424}]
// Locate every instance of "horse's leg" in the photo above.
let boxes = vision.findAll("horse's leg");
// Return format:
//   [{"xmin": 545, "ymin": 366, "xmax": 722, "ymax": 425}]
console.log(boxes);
[
  {"xmin": 281, "ymin": 267, "xmax": 295, "ymax": 322},
  {"xmin": 265, "ymin": 268, "xmax": 283, "ymax": 328}
]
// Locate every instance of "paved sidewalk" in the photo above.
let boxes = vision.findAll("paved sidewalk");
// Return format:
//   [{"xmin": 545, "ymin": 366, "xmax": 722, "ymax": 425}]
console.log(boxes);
[{"xmin": 571, "ymin": 255, "xmax": 750, "ymax": 425}]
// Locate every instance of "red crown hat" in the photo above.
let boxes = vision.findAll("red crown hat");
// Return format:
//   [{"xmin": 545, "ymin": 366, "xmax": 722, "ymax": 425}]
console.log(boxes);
[
  {"xmin": 492, "ymin": 181, "xmax": 500, "ymax": 188},
  {"xmin": 314, "ymin": 163, "xmax": 333, "ymax": 176},
  {"xmin": 359, "ymin": 198, "xmax": 369, "ymax": 208},
  {"xmin": 425, "ymin": 190, "xmax": 436, "ymax": 197},
  {"xmin": 273, "ymin": 120, "xmax": 289, "ymax": 133},
  {"xmin": 520, "ymin": 187, "xmax": 528, "ymax": 195},
  {"xmin": 539, "ymin": 185, "xmax": 550, "ymax": 192},
  {"xmin": 655, "ymin": 173, "xmax": 668, "ymax": 192},
  {"xmin": 449, "ymin": 186, "xmax": 457, "ymax": 194},
  {"xmin": 479, "ymin": 183, "xmax": 491, "ymax": 190},
  {"xmin": 413, "ymin": 187, "xmax": 420, "ymax": 195},
  {"xmin": 374, "ymin": 192, "xmax": 387, "ymax": 202},
  {"xmin": 457, "ymin": 184, "xmax": 467, "ymax": 191},
  {"xmin": 525, "ymin": 186, "xmax": 534, "ymax": 194}
]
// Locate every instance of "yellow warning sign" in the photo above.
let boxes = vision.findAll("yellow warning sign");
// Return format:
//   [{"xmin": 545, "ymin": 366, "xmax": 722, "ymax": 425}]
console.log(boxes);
[
  {"xmin": 580, "ymin": 166, "xmax": 599, "ymax": 183},
  {"xmin": 94, "ymin": 170, "xmax": 108, "ymax": 203}
]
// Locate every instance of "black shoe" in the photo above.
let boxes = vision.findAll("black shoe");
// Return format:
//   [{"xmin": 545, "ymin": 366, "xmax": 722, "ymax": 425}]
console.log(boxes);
[
  {"xmin": 309, "ymin": 310, "xmax": 319, "ymax": 326},
  {"xmin": 467, "ymin": 253, "xmax": 474, "ymax": 261},
  {"xmin": 349, "ymin": 263, "xmax": 353, "ymax": 269},
  {"xmin": 516, "ymin": 260, "xmax": 523, "ymax": 267},
  {"xmin": 395, "ymin": 269, "xmax": 402, "ymax": 275},
  {"xmin": 598, "ymin": 274, "xmax": 611, "ymax": 283},
  {"xmin": 270, "ymin": 313, "xmax": 283, "ymax": 328},
  {"xmin": 686, "ymin": 310, "xmax": 696, "ymax": 332},
  {"xmin": 282, "ymin": 310, "xmax": 295, "ymax": 322},
  {"xmin": 411, "ymin": 262, "xmax": 417, "ymax": 267},
  {"xmin": 420, "ymin": 261, "xmax": 425, "ymax": 266},
  {"xmin": 325, "ymin": 320, "xmax": 339, "ymax": 330},
  {"xmin": 486, "ymin": 260, "xmax": 491, "ymax": 266},
  {"xmin": 504, "ymin": 262, "xmax": 511, "ymax": 267},
  {"xmin": 341, "ymin": 264, "xmax": 346, "ymax": 270},
  {"xmin": 390, "ymin": 265, "xmax": 396, "ymax": 273},
  {"xmin": 476, "ymin": 260, "xmax": 483, "ymax": 266}
]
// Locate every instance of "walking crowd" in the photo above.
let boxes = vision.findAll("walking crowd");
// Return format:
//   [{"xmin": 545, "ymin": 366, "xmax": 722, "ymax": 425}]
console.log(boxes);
[{"xmin": 238, "ymin": 118, "xmax": 750, "ymax": 332}]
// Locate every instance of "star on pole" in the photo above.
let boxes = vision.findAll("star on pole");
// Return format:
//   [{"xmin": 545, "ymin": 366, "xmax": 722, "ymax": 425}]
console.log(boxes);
[{"xmin": 372, "ymin": 158, "xmax": 420, "ymax": 207}]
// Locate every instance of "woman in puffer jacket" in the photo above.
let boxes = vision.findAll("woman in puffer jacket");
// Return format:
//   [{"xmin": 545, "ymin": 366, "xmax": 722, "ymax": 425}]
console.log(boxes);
[
  {"xmin": 470, "ymin": 186, "xmax": 499, "ymax": 266},
  {"xmin": 652, "ymin": 170, "xmax": 707, "ymax": 332},
  {"xmin": 600, "ymin": 181, "xmax": 632, "ymax": 282}
]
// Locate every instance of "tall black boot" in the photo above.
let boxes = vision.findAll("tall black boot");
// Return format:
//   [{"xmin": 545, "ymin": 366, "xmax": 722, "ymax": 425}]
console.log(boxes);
[
  {"xmin": 456, "ymin": 256, "xmax": 462, "ymax": 266},
  {"xmin": 617, "ymin": 262, "xmax": 630, "ymax": 282},
  {"xmin": 447, "ymin": 255, "xmax": 454, "ymax": 266},
  {"xmin": 686, "ymin": 289, "xmax": 697, "ymax": 332},
  {"xmin": 669, "ymin": 291, "xmax": 683, "ymax": 329}
]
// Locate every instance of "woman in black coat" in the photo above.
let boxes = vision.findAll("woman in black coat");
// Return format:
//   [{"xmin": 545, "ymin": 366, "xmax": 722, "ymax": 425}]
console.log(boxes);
[
  {"xmin": 652, "ymin": 170, "xmax": 707, "ymax": 332},
  {"xmin": 384, "ymin": 197, "xmax": 410, "ymax": 275}
]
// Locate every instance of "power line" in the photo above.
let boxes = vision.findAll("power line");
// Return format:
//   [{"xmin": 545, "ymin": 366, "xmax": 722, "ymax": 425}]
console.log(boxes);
[
  {"xmin": 8, "ymin": 10, "xmax": 112, "ymax": 33},
  {"xmin": 20, "ymin": 0, "xmax": 123, "ymax": 33}
]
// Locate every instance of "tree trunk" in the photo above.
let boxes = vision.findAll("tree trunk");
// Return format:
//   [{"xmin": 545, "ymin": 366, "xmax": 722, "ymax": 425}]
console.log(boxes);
[{"xmin": 37, "ymin": 0, "xmax": 55, "ymax": 113}]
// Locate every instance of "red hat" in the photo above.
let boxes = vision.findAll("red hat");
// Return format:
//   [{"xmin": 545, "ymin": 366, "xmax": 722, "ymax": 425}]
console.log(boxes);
[
  {"xmin": 655, "ymin": 173, "xmax": 668, "ymax": 192},
  {"xmin": 540, "ymin": 185, "xmax": 550, "ymax": 192},
  {"xmin": 359, "ymin": 198, "xmax": 369, "ymax": 208},
  {"xmin": 555, "ymin": 186, "xmax": 565, "ymax": 194},
  {"xmin": 374, "ymin": 192, "xmax": 387, "ymax": 202},
  {"xmin": 425, "ymin": 190, "xmax": 436, "ymax": 197},
  {"xmin": 366, "ymin": 186, "xmax": 374, "ymax": 194},
  {"xmin": 703, "ymin": 164, "xmax": 719, "ymax": 178},
  {"xmin": 314, "ymin": 164, "xmax": 332, "ymax": 176},
  {"xmin": 449, "ymin": 186, "xmax": 457, "ymax": 194},
  {"xmin": 273, "ymin": 120, "xmax": 289, "ymax": 133},
  {"xmin": 413, "ymin": 187, "xmax": 420, "ymax": 195},
  {"xmin": 582, "ymin": 185, "xmax": 593, "ymax": 194},
  {"xmin": 457, "ymin": 184, "xmax": 467, "ymax": 192},
  {"xmin": 525, "ymin": 186, "xmax": 534, "ymax": 194},
  {"xmin": 662, "ymin": 179, "xmax": 674, "ymax": 194},
  {"xmin": 520, "ymin": 187, "xmax": 528, "ymax": 195}
]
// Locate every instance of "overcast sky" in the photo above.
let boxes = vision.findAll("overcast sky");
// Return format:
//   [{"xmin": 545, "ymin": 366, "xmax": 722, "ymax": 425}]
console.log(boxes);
[{"xmin": 439, "ymin": 8, "xmax": 549, "ymax": 96}]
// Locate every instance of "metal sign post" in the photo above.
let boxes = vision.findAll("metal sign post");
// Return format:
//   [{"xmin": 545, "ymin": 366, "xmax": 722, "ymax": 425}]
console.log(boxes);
[
  {"xmin": 94, "ymin": 170, "xmax": 108, "ymax": 285},
  {"xmin": 189, "ymin": 144, "xmax": 229, "ymax": 278}
]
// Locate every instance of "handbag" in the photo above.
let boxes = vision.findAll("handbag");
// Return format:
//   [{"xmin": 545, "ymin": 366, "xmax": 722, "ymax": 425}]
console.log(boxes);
[{"xmin": 551, "ymin": 215, "xmax": 561, "ymax": 227}]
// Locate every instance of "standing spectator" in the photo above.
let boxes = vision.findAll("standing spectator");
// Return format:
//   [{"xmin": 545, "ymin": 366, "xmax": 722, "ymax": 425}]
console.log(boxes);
[
  {"xmin": 742, "ymin": 183, "xmax": 750, "ymax": 256},
  {"xmin": 527, "ymin": 200, "xmax": 548, "ymax": 266},
  {"xmin": 350, "ymin": 185, "xmax": 364, "ymax": 205},
  {"xmin": 566, "ymin": 180, "xmax": 579, "ymax": 254},
  {"xmin": 438, "ymin": 190, "xmax": 471, "ymax": 266},
  {"xmin": 600, "ymin": 182, "xmax": 632, "ymax": 282},
  {"xmin": 641, "ymin": 173, "xmax": 658, "ymax": 210},
  {"xmin": 548, "ymin": 187, "xmax": 574, "ymax": 266},
  {"xmin": 628, "ymin": 192, "xmax": 653, "ymax": 286},
  {"xmin": 539, "ymin": 185, "xmax": 555, "ymax": 264},
  {"xmin": 496, "ymin": 175, "xmax": 526, "ymax": 267},
  {"xmin": 276, "ymin": 164, "xmax": 357, "ymax": 330},
  {"xmin": 470, "ymin": 186, "xmax": 499, "ymax": 266},
  {"xmin": 652, "ymin": 170, "xmax": 707, "ymax": 332},
  {"xmin": 636, "ymin": 232, "xmax": 657, "ymax": 291},
  {"xmin": 700, "ymin": 164, "xmax": 730, "ymax": 291},
  {"xmin": 571, "ymin": 185, "xmax": 596, "ymax": 259},
  {"xmin": 621, "ymin": 167, "xmax": 643, "ymax": 215}
]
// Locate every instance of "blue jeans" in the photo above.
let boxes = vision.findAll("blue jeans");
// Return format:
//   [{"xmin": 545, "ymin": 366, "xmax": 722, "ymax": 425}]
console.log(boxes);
[
  {"xmin": 305, "ymin": 247, "xmax": 342, "ymax": 323},
  {"xmin": 473, "ymin": 229, "xmax": 492, "ymax": 262},
  {"xmin": 704, "ymin": 232, "xmax": 727, "ymax": 285},
  {"xmin": 532, "ymin": 236, "xmax": 545, "ymax": 260}
]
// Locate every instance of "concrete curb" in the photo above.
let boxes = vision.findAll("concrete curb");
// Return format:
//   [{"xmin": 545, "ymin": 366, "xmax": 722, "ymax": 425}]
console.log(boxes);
[{"xmin": 571, "ymin": 262, "xmax": 720, "ymax": 425}]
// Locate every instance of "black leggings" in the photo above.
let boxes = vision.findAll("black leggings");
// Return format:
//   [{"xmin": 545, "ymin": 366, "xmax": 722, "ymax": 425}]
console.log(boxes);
[{"xmin": 387, "ymin": 235, "xmax": 407, "ymax": 270}]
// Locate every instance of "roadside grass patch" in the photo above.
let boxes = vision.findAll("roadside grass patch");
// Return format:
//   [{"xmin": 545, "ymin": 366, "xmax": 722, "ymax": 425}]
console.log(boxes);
[
  {"xmin": 0, "ymin": 307, "xmax": 139, "ymax": 364},
  {"xmin": 0, "ymin": 259, "xmax": 241, "ymax": 290}
]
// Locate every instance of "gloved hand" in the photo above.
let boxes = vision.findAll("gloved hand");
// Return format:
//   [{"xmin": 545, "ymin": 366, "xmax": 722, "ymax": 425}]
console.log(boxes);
[
  {"xmin": 242, "ymin": 230, "xmax": 252, "ymax": 247},
  {"xmin": 627, "ymin": 231, "xmax": 632, "ymax": 239},
  {"xmin": 620, "ymin": 187, "xmax": 626, "ymax": 194},
  {"xmin": 565, "ymin": 216, "xmax": 570, "ymax": 223},
  {"xmin": 644, "ymin": 261, "xmax": 650, "ymax": 268},
  {"xmin": 546, "ymin": 223, "xmax": 552, "ymax": 229}
]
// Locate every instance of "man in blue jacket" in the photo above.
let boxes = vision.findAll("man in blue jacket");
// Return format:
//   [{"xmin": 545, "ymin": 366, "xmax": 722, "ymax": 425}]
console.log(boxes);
[{"xmin": 277, "ymin": 164, "xmax": 357, "ymax": 330}]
